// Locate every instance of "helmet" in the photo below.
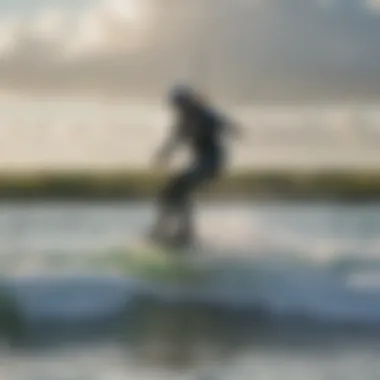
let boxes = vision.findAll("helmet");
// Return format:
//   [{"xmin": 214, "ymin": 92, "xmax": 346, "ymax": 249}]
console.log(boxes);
[{"xmin": 168, "ymin": 84, "xmax": 194, "ymax": 105}]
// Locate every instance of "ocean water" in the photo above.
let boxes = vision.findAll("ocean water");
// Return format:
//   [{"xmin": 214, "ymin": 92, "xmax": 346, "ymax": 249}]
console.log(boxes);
[{"xmin": 1, "ymin": 200, "xmax": 380, "ymax": 380}]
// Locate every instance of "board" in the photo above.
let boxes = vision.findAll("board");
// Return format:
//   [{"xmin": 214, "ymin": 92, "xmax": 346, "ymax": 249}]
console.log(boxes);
[{"xmin": 96, "ymin": 240, "xmax": 207, "ymax": 284}]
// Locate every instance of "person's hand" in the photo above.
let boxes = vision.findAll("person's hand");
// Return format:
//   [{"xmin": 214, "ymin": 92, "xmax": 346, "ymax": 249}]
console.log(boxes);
[{"xmin": 151, "ymin": 138, "xmax": 177, "ymax": 169}]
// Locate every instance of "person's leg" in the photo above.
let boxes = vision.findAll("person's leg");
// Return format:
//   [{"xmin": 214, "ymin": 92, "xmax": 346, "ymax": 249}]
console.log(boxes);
[
  {"xmin": 165, "ymin": 169, "xmax": 196, "ymax": 245},
  {"xmin": 152, "ymin": 153, "xmax": 221, "ymax": 246},
  {"xmin": 174, "ymin": 152, "xmax": 223, "ymax": 244},
  {"xmin": 172, "ymin": 160, "xmax": 214, "ymax": 245},
  {"xmin": 172, "ymin": 195, "xmax": 195, "ymax": 246},
  {"xmin": 150, "ymin": 170, "xmax": 190, "ymax": 243},
  {"xmin": 149, "ymin": 202, "xmax": 173, "ymax": 242}
]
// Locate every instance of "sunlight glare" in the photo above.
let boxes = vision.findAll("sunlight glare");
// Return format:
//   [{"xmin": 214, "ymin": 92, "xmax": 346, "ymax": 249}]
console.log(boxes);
[{"xmin": 106, "ymin": 0, "xmax": 146, "ymax": 26}]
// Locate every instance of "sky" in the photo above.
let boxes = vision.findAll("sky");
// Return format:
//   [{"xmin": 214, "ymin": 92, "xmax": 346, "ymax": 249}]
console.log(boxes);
[
  {"xmin": 0, "ymin": 0, "xmax": 380, "ymax": 170},
  {"xmin": 0, "ymin": 0, "xmax": 379, "ymax": 103}
]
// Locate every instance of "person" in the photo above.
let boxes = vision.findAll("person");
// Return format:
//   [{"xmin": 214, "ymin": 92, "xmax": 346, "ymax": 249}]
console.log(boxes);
[{"xmin": 149, "ymin": 85, "xmax": 241, "ymax": 247}]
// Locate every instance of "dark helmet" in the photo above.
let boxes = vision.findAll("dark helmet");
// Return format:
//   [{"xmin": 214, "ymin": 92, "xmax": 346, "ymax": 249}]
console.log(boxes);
[{"xmin": 168, "ymin": 84, "xmax": 195, "ymax": 106}]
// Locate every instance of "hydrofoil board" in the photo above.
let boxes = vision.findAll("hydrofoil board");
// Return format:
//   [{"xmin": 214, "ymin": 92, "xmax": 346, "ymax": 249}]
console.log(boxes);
[{"xmin": 100, "ymin": 238, "xmax": 207, "ymax": 284}]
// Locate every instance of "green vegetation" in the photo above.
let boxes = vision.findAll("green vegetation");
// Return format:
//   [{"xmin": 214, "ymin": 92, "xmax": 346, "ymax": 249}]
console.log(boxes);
[{"xmin": 0, "ymin": 169, "xmax": 379, "ymax": 200}]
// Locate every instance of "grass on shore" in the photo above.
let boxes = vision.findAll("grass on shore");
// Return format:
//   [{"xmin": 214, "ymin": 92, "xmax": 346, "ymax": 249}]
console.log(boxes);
[{"xmin": 0, "ymin": 169, "xmax": 379, "ymax": 200}]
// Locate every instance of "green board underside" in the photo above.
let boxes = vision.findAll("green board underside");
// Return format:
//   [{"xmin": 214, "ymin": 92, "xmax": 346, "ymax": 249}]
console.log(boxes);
[{"xmin": 95, "ymin": 245, "xmax": 207, "ymax": 284}]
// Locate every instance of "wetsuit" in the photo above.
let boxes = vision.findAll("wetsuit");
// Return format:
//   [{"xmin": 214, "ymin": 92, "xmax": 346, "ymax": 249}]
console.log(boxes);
[{"xmin": 155, "ymin": 104, "xmax": 227, "ymax": 244}]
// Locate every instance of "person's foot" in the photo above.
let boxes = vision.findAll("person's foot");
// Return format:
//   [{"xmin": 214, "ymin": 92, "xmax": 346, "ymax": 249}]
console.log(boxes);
[
  {"xmin": 146, "ymin": 227, "xmax": 164, "ymax": 244},
  {"xmin": 170, "ymin": 230, "xmax": 195, "ymax": 249},
  {"xmin": 147, "ymin": 218, "xmax": 195, "ymax": 249},
  {"xmin": 147, "ymin": 226, "xmax": 178, "ymax": 248}
]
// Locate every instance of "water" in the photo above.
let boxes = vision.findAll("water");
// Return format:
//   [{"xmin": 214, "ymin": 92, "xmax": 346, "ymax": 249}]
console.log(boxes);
[{"xmin": 1, "ymin": 200, "xmax": 380, "ymax": 379}]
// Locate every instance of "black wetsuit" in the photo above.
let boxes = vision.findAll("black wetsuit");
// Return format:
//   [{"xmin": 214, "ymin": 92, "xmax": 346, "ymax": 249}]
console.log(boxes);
[{"xmin": 159, "ymin": 104, "xmax": 226, "ymax": 210}]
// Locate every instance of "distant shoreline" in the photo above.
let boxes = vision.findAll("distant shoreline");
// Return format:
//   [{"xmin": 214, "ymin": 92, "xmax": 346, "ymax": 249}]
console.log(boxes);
[{"xmin": 0, "ymin": 169, "xmax": 379, "ymax": 201}]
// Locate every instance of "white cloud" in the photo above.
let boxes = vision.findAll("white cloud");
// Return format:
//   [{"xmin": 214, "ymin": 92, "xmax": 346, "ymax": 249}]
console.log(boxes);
[
  {"xmin": 0, "ymin": 18, "xmax": 20, "ymax": 55},
  {"xmin": 366, "ymin": 0, "xmax": 380, "ymax": 13},
  {"xmin": 70, "ymin": 0, "xmax": 151, "ymax": 54},
  {"xmin": 0, "ymin": 0, "xmax": 151, "ymax": 61},
  {"xmin": 32, "ymin": 7, "xmax": 67, "ymax": 40},
  {"xmin": 0, "ymin": 0, "xmax": 377, "ymax": 102}
]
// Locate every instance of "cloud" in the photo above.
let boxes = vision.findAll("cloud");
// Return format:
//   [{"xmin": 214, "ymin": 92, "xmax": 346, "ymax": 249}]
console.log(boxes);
[
  {"xmin": 0, "ymin": 0, "xmax": 151, "ymax": 59},
  {"xmin": 0, "ymin": 0, "xmax": 159, "ymax": 95},
  {"xmin": 0, "ymin": 0, "xmax": 378, "ymax": 103},
  {"xmin": 365, "ymin": 0, "xmax": 380, "ymax": 13}
]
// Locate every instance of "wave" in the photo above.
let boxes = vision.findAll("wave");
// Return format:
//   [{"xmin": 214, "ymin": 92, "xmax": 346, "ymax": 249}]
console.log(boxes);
[{"xmin": 2, "ymin": 247, "xmax": 380, "ymax": 331}]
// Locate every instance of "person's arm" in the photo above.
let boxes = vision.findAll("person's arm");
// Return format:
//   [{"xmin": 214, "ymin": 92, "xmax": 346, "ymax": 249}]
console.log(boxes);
[{"xmin": 155, "ymin": 135, "xmax": 179, "ymax": 165}]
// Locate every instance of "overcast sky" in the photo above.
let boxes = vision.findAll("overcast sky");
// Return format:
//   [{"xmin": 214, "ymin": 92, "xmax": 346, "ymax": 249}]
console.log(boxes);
[{"xmin": 0, "ymin": 0, "xmax": 379, "ymax": 103}]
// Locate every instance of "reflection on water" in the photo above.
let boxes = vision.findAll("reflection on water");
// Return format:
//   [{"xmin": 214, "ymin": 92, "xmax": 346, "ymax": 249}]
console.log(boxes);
[{"xmin": 4, "ymin": 289, "xmax": 380, "ymax": 379}]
